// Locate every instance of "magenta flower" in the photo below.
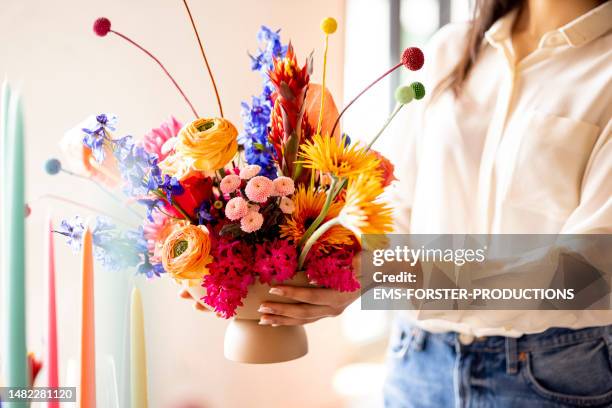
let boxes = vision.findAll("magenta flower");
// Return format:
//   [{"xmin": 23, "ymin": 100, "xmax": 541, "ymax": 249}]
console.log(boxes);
[
  {"xmin": 305, "ymin": 250, "xmax": 360, "ymax": 292},
  {"xmin": 141, "ymin": 116, "xmax": 182, "ymax": 161},
  {"xmin": 254, "ymin": 239, "xmax": 298, "ymax": 284}
]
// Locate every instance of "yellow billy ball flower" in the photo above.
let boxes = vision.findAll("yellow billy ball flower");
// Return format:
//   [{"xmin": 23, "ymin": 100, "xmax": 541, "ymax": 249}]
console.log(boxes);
[{"xmin": 321, "ymin": 17, "xmax": 338, "ymax": 35}]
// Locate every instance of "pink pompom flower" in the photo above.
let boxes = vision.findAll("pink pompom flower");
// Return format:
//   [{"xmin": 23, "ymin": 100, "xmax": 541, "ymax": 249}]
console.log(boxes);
[
  {"xmin": 279, "ymin": 197, "xmax": 295, "ymax": 214},
  {"xmin": 240, "ymin": 211, "xmax": 264, "ymax": 233},
  {"xmin": 220, "ymin": 174, "xmax": 241, "ymax": 194},
  {"xmin": 239, "ymin": 164, "xmax": 261, "ymax": 180},
  {"xmin": 245, "ymin": 176, "xmax": 274, "ymax": 203},
  {"xmin": 225, "ymin": 197, "xmax": 248, "ymax": 220},
  {"xmin": 272, "ymin": 176, "xmax": 295, "ymax": 196}
]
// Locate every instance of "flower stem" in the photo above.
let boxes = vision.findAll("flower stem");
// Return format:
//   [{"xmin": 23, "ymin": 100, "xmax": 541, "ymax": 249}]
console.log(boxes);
[
  {"xmin": 316, "ymin": 34, "xmax": 330, "ymax": 135},
  {"xmin": 298, "ymin": 217, "xmax": 339, "ymax": 268},
  {"xmin": 298, "ymin": 176, "xmax": 340, "ymax": 249},
  {"xmin": 151, "ymin": 190, "xmax": 195, "ymax": 223},
  {"xmin": 366, "ymin": 103, "xmax": 405, "ymax": 151}
]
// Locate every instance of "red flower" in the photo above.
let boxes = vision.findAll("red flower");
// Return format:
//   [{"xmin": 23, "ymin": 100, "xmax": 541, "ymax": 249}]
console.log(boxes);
[{"xmin": 174, "ymin": 170, "xmax": 214, "ymax": 218}]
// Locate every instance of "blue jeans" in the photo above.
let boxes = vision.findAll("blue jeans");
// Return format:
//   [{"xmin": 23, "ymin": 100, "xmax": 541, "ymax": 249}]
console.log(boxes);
[{"xmin": 384, "ymin": 321, "xmax": 612, "ymax": 407}]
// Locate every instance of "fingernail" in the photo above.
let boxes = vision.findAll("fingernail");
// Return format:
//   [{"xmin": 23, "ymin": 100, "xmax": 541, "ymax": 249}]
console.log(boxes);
[
  {"xmin": 258, "ymin": 306, "xmax": 274, "ymax": 314},
  {"xmin": 259, "ymin": 317, "xmax": 273, "ymax": 325},
  {"xmin": 269, "ymin": 288, "xmax": 284, "ymax": 296}
]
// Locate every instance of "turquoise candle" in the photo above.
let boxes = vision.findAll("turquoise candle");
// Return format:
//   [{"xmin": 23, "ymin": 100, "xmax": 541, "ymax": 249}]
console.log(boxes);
[{"xmin": 1, "ymin": 87, "xmax": 28, "ymax": 407}]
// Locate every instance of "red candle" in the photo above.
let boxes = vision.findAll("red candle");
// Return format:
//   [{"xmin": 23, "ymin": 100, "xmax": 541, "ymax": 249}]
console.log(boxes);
[{"xmin": 47, "ymin": 218, "xmax": 59, "ymax": 408}]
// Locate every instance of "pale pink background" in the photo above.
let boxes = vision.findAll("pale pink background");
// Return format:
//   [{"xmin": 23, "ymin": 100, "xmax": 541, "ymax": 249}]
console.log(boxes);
[{"xmin": 0, "ymin": 0, "xmax": 376, "ymax": 407}]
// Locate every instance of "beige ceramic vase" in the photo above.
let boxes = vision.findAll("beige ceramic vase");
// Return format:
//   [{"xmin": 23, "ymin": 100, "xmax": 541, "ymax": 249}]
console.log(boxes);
[{"xmin": 183, "ymin": 272, "xmax": 311, "ymax": 364}]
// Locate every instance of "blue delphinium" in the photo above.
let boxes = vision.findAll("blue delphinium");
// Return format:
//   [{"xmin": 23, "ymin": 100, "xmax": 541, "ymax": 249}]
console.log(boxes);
[
  {"xmin": 81, "ymin": 114, "xmax": 118, "ymax": 162},
  {"xmin": 56, "ymin": 216, "xmax": 165, "ymax": 276},
  {"xmin": 238, "ymin": 26, "xmax": 288, "ymax": 179}
]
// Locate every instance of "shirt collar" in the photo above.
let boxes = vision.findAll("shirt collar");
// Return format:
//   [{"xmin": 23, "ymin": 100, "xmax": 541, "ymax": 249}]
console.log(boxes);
[
  {"xmin": 484, "ymin": 1, "xmax": 612, "ymax": 49},
  {"xmin": 558, "ymin": 0, "xmax": 612, "ymax": 47}
]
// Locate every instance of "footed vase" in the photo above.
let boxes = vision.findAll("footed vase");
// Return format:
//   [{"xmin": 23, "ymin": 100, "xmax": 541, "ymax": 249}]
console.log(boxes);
[{"xmin": 183, "ymin": 272, "xmax": 311, "ymax": 364}]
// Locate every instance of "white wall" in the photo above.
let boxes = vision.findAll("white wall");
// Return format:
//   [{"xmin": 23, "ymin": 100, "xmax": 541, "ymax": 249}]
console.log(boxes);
[{"xmin": 0, "ymin": 1, "xmax": 352, "ymax": 407}]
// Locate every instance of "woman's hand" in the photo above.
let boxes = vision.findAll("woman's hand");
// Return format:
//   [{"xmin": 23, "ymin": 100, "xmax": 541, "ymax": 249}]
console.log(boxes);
[
  {"xmin": 258, "ymin": 255, "xmax": 362, "ymax": 326},
  {"xmin": 257, "ymin": 286, "xmax": 360, "ymax": 326},
  {"xmin": 178, "ymin": 289, "xmax": 210, "ymax": 312}
]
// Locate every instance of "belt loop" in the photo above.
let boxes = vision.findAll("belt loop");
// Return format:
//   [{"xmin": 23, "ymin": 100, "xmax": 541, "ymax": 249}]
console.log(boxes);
[
  {"xmin": 412, "ymin": 328, "xmax": 428, "ymax": 351},
  {"xmin": 505, "ymin": 337, "xmax": 518, "ymax": 375}
]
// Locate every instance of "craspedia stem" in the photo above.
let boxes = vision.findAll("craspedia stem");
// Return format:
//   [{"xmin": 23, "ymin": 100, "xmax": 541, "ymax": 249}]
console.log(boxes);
[
  {"xmin": 182, "ymin": 0, "xmax": 224, "ymax": 118},
  {"xmin": 330, "ymin": 46, "xmax": 424, "ymax": 136},
  {"xmin": 100, "ymin": 25, "xmax": 199, "ymax": 118}
]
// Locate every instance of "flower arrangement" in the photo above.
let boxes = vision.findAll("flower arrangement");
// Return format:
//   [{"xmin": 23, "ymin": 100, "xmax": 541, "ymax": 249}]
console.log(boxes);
[{"xmin": 47, "ymin": 5, "xmax": 426, "ymax": 319}]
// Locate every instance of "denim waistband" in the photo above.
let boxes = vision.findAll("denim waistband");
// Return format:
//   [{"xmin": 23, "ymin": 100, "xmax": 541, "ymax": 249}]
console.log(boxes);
[{"xmin": 397, "ymin": 321, "xmax": 612, "ymax": 354}]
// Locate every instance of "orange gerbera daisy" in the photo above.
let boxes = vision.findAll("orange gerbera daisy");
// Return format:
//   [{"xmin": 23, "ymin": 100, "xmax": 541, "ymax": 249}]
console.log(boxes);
[
  {"xmin": 299, "ymin": 133, "xmax": 380, "ymax": 179},
  {"xmin": 280, "ymin": 186, "xmax": 354, "ymax": 250},
  {"xmin": 338, "ymin": 174, "xmax": 393, "ymax": 239}
]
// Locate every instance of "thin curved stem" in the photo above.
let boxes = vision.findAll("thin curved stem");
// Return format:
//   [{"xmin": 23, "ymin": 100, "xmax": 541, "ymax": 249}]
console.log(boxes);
[
  {"xmin": 330, "ymin": 62, "xmax": 402, "ymax": 137},
  {"xmin": 181, "ymin": 0, "xmax": 224, "ymax": 118},
  {"xmin": 316, "ymin": 34, "xmax": 329, "ymax": 135},
  {"xmin": 110, "ymin": 30, "xmax": 199, "ymax": 118}
]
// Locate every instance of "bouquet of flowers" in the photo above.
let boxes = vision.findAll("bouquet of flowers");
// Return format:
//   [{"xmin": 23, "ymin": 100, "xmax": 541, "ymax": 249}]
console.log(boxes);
[{"xmin": 47, "ymin": 4, "xmax": 425, "ymax": 361}]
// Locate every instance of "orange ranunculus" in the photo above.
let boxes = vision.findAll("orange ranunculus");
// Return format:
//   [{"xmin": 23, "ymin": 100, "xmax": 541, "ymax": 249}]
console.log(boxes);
[
  {"xmin": 162, "ymin": 224, "xmax": 212, "ymax": 280},
  {"xmin": 173, "ymin": 117, "xmax": 238, "ymax": 171}
]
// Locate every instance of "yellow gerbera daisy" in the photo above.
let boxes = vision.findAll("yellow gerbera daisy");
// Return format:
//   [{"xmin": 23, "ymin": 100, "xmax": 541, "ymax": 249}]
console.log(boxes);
[
  {"xmin": 338, "ymin": 174, "xmax": 393, "ymax": 239},
  {"xmin": 299, "ymin": 134, "xmax": 380, "ymax": 178},
  {"xmin": 280, "ymin": 186, "xmax": 354, "ymax": 250}
]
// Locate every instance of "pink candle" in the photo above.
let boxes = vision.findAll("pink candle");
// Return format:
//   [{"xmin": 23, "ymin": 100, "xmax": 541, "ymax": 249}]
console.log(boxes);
[
  {"xmin": 80, "ymin": 229, "xmax": 96, "ymax": 407},
  {"xmin": 47, "ymin": 218, "xmax": 59, "ymax": 408}
]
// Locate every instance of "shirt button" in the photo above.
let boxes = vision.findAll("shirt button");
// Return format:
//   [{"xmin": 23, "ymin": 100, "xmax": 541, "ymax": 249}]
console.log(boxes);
[{"xmin": 459, "ymin": 333, "xmax": 475, "ymax": 345}]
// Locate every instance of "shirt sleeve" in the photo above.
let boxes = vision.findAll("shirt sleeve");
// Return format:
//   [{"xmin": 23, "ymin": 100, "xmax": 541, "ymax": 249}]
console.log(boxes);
[{"xmin": 561, "ymin": 119, "xmax": 612, "ymax": 233}]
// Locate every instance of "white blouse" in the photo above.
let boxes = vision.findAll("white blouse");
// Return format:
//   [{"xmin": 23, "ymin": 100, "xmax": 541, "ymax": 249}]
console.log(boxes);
[{"xmin": 389, "ymin": 1, "xmax": 612, "ymax": 336}]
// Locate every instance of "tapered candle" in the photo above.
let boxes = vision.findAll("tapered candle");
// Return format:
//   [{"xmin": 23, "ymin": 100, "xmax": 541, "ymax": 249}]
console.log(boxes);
[
  {"xmin": 80, "ymin": 229, "xmax": 96, "ymax": 407},
  {"xmin": 130, "ymin": 288, "xmax": 148, "ymax": 408},
  {"xmin": 47, "ymin": 218, "xmax": 59, "ymax": 408},
  {"xmin": 1, "ymin": 85, "xmax": 28, "ymax": 407}
]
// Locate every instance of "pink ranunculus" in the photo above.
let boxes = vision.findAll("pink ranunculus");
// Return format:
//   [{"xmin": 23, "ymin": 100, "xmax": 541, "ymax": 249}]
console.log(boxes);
[
  {"xmin": 220, "ymin": 174, "xmax": 241, "ymax": 194},
  {"xmin": 245, "ymin": 176, "xmax": 274, "ymax": 203},
  {"xmin": 240, "ymin": 211, "xmax": 264, "ymax": 233},
  {"xmin": 239, "ymin": 164, "xmax": 261, "ymax": 180},
  {"xmin": 141, "ymin": 116, "xmax": 182, "ymax": 161},
  {"xmin": 272, "ymin": 176, "xmax": 295, "ymax": 196},
  {"xmin": 225, "ymin": 197, "xmax": 248, "ymax": 220}
]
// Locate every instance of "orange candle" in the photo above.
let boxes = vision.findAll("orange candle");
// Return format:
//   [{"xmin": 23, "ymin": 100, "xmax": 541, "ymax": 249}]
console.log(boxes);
[
  {"xmin": 80, "ymin": 229, "xmax": 96, "ymax": 407},
  {"xmin": 47, "ymin": 218, "xmax": 59, "ymax": 408}
]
